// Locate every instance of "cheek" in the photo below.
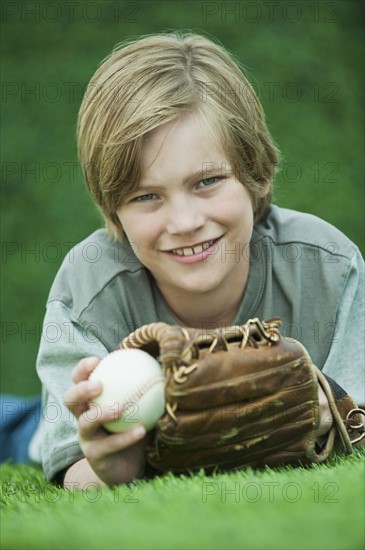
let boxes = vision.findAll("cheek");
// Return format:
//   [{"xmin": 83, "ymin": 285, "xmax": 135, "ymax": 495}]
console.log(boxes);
[
  {"xmin": 117, "ymin": 211, "xmax": 160, "ymax": 248},
  {"xmin": 215, "ymin": 191, "xmax": 253, "ymax": 225},
  {"xmin": 116, "ymin": 211, "xmax": 139, "ymax": 244}
]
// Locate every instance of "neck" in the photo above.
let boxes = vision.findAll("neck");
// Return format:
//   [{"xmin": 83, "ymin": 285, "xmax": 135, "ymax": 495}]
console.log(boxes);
[
  {"xmin": 170, "ymin": 298, "xmax": 243, "ymax": 329},
  {"xmin": 158, "ymin": 269, "xmax": 249, "ymax": 330}
]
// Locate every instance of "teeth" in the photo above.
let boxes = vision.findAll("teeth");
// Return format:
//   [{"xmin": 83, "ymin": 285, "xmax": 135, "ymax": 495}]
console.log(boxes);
[{"xmin": 172, "ymin": 240, "xmax": 215, "ymax": 256}]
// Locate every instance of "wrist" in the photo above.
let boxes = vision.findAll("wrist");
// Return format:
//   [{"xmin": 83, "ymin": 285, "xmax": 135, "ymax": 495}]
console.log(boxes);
[{"xmin": 63, "ymin": 458, "xmax": 107, "ymax": 490}]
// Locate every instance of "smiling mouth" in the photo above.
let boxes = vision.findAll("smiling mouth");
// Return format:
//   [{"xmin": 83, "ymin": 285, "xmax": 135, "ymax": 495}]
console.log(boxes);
[{"xmin": 170, "ymin": 239, "xmax": 217, "ymax": 257}]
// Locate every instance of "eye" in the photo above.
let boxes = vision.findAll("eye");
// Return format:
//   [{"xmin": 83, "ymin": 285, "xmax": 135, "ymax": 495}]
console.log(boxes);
[
  {"xmin": 134, "ymin": 193, "xmax": 158, "ymax": 202},
  {"xmin": 198, "ymin": 176, "xmax": 222, "ymax": 188}
]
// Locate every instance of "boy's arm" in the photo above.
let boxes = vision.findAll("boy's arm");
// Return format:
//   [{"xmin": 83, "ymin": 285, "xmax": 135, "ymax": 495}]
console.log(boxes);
[
  {"xmin": 313, "ymin": 247, "xmax": 365, "ymax": 448},
  {"xmin": 321, "ymin": 248, "xmax": 364, "ymax": 407},
  {"xmin": 313, "ymin": 249, "xmax": 364, "ymax": 447},
  {"xmin": 36, "ymin": 300, "xmax": 148, "ymax": 484}
]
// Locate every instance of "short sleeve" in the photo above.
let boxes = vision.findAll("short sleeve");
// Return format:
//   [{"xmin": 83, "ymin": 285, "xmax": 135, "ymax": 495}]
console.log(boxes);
[
  {"xmin": 322, "ymin": 248, "xmax": 365, "ymax": 406},
  {"xmin": 32, "ymin": 300, "xmax": 110, "ymax": 481}
]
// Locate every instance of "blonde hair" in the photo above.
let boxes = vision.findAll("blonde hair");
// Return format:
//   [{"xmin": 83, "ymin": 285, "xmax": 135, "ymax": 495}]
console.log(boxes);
[{"xmin": 77, "ymin": 32, "xmax": 280, "ymax": 240}]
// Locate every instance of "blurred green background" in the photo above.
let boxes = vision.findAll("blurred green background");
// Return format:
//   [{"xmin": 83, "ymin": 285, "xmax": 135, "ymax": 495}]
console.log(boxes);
[{"xmin": 1, "ymin": 0, "xmax": 364, "ymax": 395}]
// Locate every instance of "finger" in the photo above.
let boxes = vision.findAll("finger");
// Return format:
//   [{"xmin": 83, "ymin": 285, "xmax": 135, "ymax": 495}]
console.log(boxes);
[
  {"xmin": 77, "ymin": 403, "xmax": 124, "ymax": 438},
  {"xmin": 63, "ymin": 379, "xmax": 103, "ymax": 419},
  {"xmin": 83, "ymin": 426, "xmax": 147, "ymax": 461},
  {"xmin": 71, "ymin": 356, "xmax": 101, "ymax": 384}
]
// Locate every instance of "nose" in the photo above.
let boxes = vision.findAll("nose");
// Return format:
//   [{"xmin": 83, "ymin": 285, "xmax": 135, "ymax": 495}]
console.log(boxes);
[{"xmin": 165, "ymin": 195, "xmax": 205, "ymax": 236}]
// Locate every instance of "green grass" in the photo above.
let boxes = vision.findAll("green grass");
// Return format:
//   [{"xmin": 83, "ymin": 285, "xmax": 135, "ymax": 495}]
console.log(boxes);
[{"xmin": 1, "ymin": 449, "xmax": 364, "ymax": 550}]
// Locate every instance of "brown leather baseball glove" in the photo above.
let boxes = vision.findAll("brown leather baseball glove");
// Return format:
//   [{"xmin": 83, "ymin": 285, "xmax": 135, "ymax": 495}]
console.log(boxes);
[{"xmin": 120, "ymin": 318, "xmax": 365, "ymax": 473}]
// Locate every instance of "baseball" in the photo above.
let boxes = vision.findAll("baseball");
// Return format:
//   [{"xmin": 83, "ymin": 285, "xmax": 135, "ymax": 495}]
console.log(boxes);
[{"xmin": 89, "ymin": 348, "xmax": 165, "ymax": 433}]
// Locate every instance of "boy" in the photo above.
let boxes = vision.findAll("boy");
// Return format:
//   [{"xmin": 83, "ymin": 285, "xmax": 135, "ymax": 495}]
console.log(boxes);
[{"xmin": 4, "ymin": 32, "xmax": 364, "ymax": 487}]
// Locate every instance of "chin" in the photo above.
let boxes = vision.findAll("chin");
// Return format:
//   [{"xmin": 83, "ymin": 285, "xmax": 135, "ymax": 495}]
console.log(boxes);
[{"xmin": 181, "ymin": 279, "xmax": 221, "ymax": 295}]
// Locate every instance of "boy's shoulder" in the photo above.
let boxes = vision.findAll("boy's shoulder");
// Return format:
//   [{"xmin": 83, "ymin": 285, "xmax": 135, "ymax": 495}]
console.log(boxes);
[
  {"xmin": 47, "ymin": 229, "xmax": 144, "ymax": 309},
  {"xmin": 62, "ymin": 228, "xmax": 141, "ymax": 271},
  {"xmin": 255, "ymin": 205, "xmax": 359, "ymax": 259}
]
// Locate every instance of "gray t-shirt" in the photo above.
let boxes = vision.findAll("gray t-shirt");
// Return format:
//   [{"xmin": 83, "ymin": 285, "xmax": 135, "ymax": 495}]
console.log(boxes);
[{"xmin": 30, "ymin": 205, "xmax": 365, "ymax": 481}]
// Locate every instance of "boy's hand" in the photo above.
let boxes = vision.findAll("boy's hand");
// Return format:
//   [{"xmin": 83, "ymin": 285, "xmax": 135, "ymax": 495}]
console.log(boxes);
[
  {"xmin": 63, "ymin": 356, "xmax": 150, "ymax": 487},
  {"xmin": 315, "ymin": 383, "xmax": 333, "ymax": 438}
]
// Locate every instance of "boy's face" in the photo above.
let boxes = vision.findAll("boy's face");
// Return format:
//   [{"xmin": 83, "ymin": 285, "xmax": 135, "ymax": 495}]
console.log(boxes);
[{"xmin": 117, "ymin": 112, "xmax": 256, "ymax": 306}]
